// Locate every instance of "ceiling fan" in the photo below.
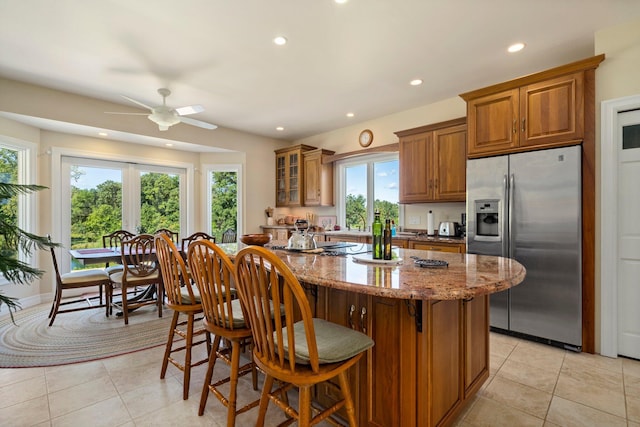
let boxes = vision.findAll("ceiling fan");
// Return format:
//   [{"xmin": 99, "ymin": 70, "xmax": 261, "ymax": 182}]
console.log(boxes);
[{"xmin": 106, "ymin": 88, "xmax": 217, "ymax": 131}]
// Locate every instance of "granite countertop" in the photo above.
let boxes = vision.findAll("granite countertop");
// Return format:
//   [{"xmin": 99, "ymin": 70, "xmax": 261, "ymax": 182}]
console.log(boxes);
[{"xmin": 222, "ymin": 241, "xmax": 525, "ymax": 301}]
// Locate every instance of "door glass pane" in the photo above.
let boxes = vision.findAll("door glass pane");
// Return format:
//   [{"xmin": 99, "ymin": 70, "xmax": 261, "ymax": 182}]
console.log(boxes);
[
  {"xmin": 623, "ymin": 124, "xmax": 640, "ymax": 150},
  {"xmin": 345, "ymin": 164, "xmax": 367, "ymax": 230},
  {"xmin": 139, "ymin": 171, "xmax": 180, "ymax": 235},
  {"xmin": 69, "ymin": 165, "xmax": 122, "ymax": 269},
  {"xmin": 210, "ymin": 171, "xmax": 237, "ymax": 240},
  {"xmin": 374, "ymin": 160, "xmax": 399, "ymax": 224}
]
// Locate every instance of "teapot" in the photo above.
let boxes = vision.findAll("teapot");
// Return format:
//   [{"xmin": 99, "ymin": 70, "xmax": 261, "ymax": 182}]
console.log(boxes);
[{"xmin": 288, "ymin": 219, "xmax": 317, "ymax": 250}]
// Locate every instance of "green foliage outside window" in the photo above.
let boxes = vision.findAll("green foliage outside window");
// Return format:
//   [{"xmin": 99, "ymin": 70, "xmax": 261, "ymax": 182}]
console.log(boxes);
[
  {"xmin": 210, "ymin": 171, "xmax": 237, "ymax": 240},
  {"xmin": 346, "ymin": 194, "xmax": 398, "ymax": 230}
]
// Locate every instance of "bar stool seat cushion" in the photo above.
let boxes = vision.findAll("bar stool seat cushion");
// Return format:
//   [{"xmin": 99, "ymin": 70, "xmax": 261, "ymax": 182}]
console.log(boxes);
[{"xmin": 280, "ymin": 318, "xmax": 374, "ymax": 365}]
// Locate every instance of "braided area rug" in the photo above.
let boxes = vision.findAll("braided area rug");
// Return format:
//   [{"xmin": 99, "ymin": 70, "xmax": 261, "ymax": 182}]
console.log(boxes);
[{"xmin": 0, "ymin": 302, "xmax": 172, "ymax": 368}]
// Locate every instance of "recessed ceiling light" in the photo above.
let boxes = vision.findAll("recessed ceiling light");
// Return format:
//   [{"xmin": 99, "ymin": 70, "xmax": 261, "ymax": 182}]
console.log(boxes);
[
  {"xmin": 98, "ymin": 132, "xmax": 108, "ymax": 137},
  {"xmin": 273, "ymin": 36, "xmax": 288, "ymax": 46},
  {"xmin": 346, "ymin": 112, "xmax": 355, "ymax": 118},
  {"xmin": 276, "ymin": 127, "xmax": 284, "ymax": 131},
  {"xmin": 410, "ymin": 79, "xmax": 423, "ymax": 86},
  {"xmin": 165, "ymin": 143, "xmax": 173, "ymax": 147},
  {"xmin": 508, "ymin": 42, "xmax": 525, "ymax": 53},
  {"xmin": 335, "ymin": 0, "xmax": 348, "ymax": 3}
]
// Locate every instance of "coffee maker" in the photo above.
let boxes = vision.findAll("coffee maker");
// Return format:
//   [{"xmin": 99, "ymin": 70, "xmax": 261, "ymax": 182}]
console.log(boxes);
[{"xmin": 460, "ymin": 213, "xmax": 466, "ymax": 237}]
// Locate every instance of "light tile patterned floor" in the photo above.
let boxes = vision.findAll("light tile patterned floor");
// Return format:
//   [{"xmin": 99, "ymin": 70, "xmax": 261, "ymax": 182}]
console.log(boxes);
[{"xmin": 0, "ymin": 332, "xmax": 639, "ymax": 426}]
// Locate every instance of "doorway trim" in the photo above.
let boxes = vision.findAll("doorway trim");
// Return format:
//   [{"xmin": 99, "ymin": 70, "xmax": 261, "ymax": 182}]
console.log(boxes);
[{"xmin": 600, "ymin": 93, "xmax": 640, "ymax": 358}]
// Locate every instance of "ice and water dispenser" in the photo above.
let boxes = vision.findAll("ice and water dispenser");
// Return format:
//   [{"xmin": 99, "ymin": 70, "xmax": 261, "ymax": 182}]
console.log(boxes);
[{"xmin": 474, "ymin": 200, "xmax": 499, "ymax": 237}]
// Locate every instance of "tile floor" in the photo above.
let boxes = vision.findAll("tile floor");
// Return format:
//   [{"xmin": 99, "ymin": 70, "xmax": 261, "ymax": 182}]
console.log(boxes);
[{"xmin": 0, "ymin": 331, "xmax": 639, "ymax": 426}]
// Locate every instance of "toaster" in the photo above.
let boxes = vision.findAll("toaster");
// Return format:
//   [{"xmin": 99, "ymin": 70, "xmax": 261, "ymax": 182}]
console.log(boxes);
[{"xmin": 438, "ymin": 221, "xmax": 460, "ymax": 237}]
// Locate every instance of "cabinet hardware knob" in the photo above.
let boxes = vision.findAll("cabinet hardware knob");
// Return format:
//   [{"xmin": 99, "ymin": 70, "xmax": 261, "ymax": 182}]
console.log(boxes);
[
  {"xmin": 349, "ymin": 304, "xmax": 356, "ymax": 329},
  {"xmin": 360, "ymin": 306, "xmax": 367, "ymax": 334},
  {"xmin": 521, "ymin": 118, "xmax": 526, "ymax": 132},
  {"xmin": 513, "ymin": 119, "xmax": 517, "ymax": 134}
]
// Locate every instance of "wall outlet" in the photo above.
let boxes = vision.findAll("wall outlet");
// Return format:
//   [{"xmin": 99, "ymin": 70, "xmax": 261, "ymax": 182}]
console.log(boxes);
[{"xmin": 408, "ymin": 216, "xmax": 420, "ymax": 225}]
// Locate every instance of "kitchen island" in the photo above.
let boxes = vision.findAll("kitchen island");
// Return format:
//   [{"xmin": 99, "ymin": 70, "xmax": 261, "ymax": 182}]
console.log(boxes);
[{"xmin": 224, "ymin": 242, "xmax": 525, "ymax": 426}]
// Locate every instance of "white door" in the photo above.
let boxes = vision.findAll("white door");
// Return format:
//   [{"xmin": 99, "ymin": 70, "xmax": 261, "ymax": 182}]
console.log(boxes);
[{"xmin": 617, "ymin": 109, "xmax": 640, "ymax": 358}]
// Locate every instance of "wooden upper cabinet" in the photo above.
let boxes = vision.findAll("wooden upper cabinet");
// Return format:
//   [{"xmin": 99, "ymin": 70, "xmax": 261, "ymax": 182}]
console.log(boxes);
[
  {"xmin": 396, "ymin": 117, "xmax": 467, "ymax": 203},
  {"xmin": 275, "ymin": 144, "xmax": 316, "ymax": 207},
  {"xmin": 398, "ymin": 131, "xmax": 432, "ymax": 203},
  {"xmin": 303, "ymin": 148, "xmax": 335, "ymax": 207},
  {"xmin": 466, "ymin": 88, "xmax": 519, "ymax": 155},
  {"xmin": 461, "ymin": 54, "xmax": 604, "ymax": 158},
  {"xmin": 433, "ymin": 123, "xmax": 467, "ymax": 201},
  {"xmin": 521, "ymin": 72, "xmax": 584, "ymax": 147}
]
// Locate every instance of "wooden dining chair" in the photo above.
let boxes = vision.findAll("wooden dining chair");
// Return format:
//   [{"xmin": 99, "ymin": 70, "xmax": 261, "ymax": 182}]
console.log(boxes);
[
  {"xmin": 220, "ymin": 228, "xmax": 237, "ymax": 243},
  {"xmin": 110, "ymin": 234, "xmax": 163, "ymax": 325},
  {"xmin": 154, "ymin": 228, "xmax": 179, "ymax": 244},
  {"xmin": 101, "ymin": 229, "xmax": 135, "ymax": 274},
  {"xmin": 180, "ymin": 231, "xmax": 216, "ymax": 254},
  {"xmin": 234, "ymin": 246, "xmax": 374, "ymax": 427},
  {"xmin": 47, "ymin": 236, "xmax": 112, "ymax": 326},
  {"xmin": 155, "ymin": 232, "xmax": 211, "ymax": 400},
  {"xmin": 187, "ymin": 239, "xmax": 259, "ymax": 425}
]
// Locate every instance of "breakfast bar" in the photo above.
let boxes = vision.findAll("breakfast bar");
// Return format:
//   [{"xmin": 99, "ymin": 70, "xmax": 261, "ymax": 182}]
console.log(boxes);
[{"xmin": 226, "ymin": 242, "xmax": 526, "ymax": 427}]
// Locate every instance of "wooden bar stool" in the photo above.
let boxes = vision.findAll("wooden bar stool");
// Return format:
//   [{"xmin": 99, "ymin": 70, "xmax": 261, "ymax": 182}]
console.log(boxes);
[
  {"xmin": 234, "ymin": 246, "xmax": 374, "ymax": 427},
  {"xmin": 155, "ymin": 232, "xmax": 211, "ymax": 400},
  {"xmin": 187, "ymin": 239, "xmax": 258, "ymax": 426}
]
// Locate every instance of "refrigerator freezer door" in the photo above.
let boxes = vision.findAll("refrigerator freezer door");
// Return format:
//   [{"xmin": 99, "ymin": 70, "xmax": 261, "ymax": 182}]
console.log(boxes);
[
  {"xmin": 466, "ymin": 155, "xmax": 509, "ymax": 329},
  {"xmin": 509, "ymin": 146, "xmax": 582, "ymax": 347}
]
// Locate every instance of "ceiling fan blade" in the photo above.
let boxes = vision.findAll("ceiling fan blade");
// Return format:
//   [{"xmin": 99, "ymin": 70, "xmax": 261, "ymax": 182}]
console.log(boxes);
[
  {"xmin": 104, "ymin": 111, "xmax": 149, "ymax": 115},
  {"xmin": 175, "ymin": 104, "xmax": 204, "ymax": 116},
  {"xmin": 179, "ymin": 116, "xmax": 218, "ymax": 130},
  {"xmin": 121, "ymin": 95, "xmax": 154, "ymax": 110}
]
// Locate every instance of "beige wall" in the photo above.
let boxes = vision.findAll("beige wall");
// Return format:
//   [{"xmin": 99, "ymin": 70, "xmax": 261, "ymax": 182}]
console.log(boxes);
[
  {"xmin": 292, "ymin": 96, "xmax": 467, "ymax": 228},
  {"xmin": 0, "ymin": 79, "xmax": 283, "ymax": 308},
  {"xmin": 593, "ymin": 15, "xmax": 640, "ymax": 353}
]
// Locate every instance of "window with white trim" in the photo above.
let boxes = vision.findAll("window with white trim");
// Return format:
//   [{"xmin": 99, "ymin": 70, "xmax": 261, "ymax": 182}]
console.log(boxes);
[
  {"xmin": 336, "ymin": 153, "xmax": 400, "ymax": 231},
  {"xmin": 0, "ymin": 139, "xmax": 37, "ymax": 285}
]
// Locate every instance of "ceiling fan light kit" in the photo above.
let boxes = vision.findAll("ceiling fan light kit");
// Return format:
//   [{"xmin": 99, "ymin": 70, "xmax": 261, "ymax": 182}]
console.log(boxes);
[{"xmin": 106, "ymin": 88, "xmax": 217, "ymax": 131}]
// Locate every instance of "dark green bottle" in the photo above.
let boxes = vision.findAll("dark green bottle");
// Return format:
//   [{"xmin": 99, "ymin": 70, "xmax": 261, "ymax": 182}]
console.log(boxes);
[
  {"xmin": 383, "ymin": 219, "xmax": 392, "ymax": 260},
  {"xmin": 372, "ymin": 210, "xmax": 382, "ymax": 259}
]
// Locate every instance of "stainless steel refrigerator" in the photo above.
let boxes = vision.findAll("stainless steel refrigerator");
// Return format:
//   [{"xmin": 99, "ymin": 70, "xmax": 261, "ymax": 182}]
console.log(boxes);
[{"xmin": 466, "ymin": 145, "xmax": 582, "ymax": 350}]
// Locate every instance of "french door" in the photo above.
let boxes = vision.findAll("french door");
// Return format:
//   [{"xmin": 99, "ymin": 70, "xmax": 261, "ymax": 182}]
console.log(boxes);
[{"xmin": 61, "ymin": 156, "xmax": 186, "ymax": 270}]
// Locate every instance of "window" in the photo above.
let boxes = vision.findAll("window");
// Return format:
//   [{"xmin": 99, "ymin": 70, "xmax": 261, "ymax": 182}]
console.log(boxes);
[
  {"xmin": 204, "ymin": 164, "xmax": 242, "ymax": 240},
  {"xmin": 337, "ymin": 153, "xmax": 399, "ymax": 231},
  {"xmin": 0, "ymin": 139, "xmax": 36, "ymax": 285}
]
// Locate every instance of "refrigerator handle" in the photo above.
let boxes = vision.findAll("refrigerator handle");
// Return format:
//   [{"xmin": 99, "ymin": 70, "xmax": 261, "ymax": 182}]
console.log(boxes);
[
  {"xmin": 502, "ymin": 174, "xmax": 509, "ymax": 257},
  {"xmin": 508, "ymin": 173, "xmax": 515, "ymax": 259}
]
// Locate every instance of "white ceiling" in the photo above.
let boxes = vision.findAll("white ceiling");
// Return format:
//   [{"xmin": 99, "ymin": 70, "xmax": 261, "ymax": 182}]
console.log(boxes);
[{"xmin": 1, "ymin": 0, "xmax": 640, "ymax": 143}]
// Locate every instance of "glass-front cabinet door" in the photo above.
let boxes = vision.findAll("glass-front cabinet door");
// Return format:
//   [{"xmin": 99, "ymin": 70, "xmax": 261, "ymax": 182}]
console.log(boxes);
[{"xmin": 274, "ymin": 145, "xmax": 314, "ymax": 207}]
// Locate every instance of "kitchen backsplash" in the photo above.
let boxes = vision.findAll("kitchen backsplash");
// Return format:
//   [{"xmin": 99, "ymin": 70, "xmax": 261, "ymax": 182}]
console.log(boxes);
[
  {"xmin": 266, "ymin": 202, "xmax": 465, "ymax": 231},
  {"xmin": 401, "ymin": 202, "xmax": 465, "ymax": 232}
]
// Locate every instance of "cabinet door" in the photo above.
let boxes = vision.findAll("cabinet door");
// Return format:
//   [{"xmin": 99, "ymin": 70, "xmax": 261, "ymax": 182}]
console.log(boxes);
[
  {"xmin": 316, "ymin": 289, "xmax": 367, "ymax": 423},
  {"xmin": 303, "ymin": 153, "xmax": 321, "ymax": 206},
  {"xmin": 467, "ymin": 88, "xmax": 519, "ymax": 156},
  {"xmin": 409, "ymin": 241, "xmax": 464, "ymax": 253},
  {"xmin": 288, "ymin": 150, "xmax": 301, "ymax": 205},
  {"xmin": 426, "ymin": 300, "xmax": 463, "ymax": 426},
  {"xmin": 275, "ymin": 153, "xmax": 288, "ymax": 206},
  {"xmin": 464, "ymin": 295, "xmax": 489, "ymax": 396},
  {"xmin": 366, "ymin": 296, "xmax": 418, "ymax": 427},
  {"xmin": 433, "ymin": 124, "xmax": 467, "ymax": 201},
  {"xmin": 521, "ymin": 72, "xmax": 584, "ymax": 147},
  {"xmin": 399, "ymin": 131, "xmax": 432, "ymax": 203}
]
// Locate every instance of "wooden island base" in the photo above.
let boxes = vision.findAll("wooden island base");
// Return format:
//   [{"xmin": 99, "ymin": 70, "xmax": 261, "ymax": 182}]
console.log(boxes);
[{"xmin": 307, "ymin": 286, "xmax": 489, "ymax": 427}]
